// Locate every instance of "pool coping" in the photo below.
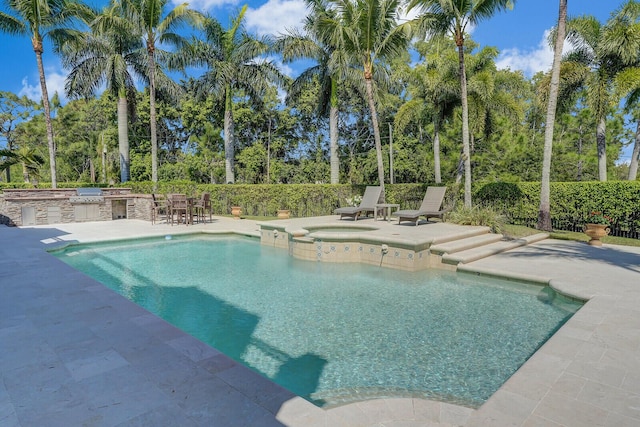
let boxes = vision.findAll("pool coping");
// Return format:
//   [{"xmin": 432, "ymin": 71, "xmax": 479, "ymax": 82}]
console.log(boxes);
[{"xmin": 2, "ymin": 217, "xmax": 640, "ymax": 426}]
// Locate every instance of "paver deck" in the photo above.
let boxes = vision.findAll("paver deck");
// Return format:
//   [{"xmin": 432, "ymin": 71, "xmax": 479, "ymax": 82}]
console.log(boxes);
[{"xmin": 1, "ymin": 217, "xmax": 639, "ymax": 426}]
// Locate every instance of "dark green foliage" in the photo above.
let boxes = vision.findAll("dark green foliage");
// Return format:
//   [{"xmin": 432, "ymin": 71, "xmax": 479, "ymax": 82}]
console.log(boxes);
[
  {"xmin": 476, "ymin": 181, "xmax": 640, "ymax": 235},
  {"xmin": 475, "ymin": 182, "xmax": 523, "ymax": 203}
]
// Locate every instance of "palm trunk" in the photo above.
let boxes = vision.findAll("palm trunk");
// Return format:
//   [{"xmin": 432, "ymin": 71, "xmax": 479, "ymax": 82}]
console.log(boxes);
[
  {"xmin": 433, "ymin": 114, "xmax": 441, "ymax": 184},
  {"xmin": 596, "ymin": 116, "xmax": 607, "ymax": 181},
  {"xmin": 117, "ymin": 95, "xmax": 130, "ymax": 182},
  {"xmin": 628, "ymin": 120, "xmax": 640, "ymax": 180},
  {"xmin": 22, "ymin": 162, "xmax": 29, "ymax": 183},
  {"xmin": 147, "ymin": 42, "xmax": 158, "ymax": 187},
  {"xmin": 457, "ymin": 42, "xmax": 472, "ymax": 208},
  {"xmin": 364, "ymin": 76, "xmax": 385, "ymax": 202},
  {"xmin": 330, "ymin": 79, "xmax": 339, "ymax": 184},
  {"xmin": 538, "ymin": 0, "xmax": 566, "ymax": 231},
  {"xmin": 34, "ymin": 38, "xmax": 57, "ymax": 188},
  {"xmin": 224, "ymin": 87, "xmax": 235, "ymax": 184}
]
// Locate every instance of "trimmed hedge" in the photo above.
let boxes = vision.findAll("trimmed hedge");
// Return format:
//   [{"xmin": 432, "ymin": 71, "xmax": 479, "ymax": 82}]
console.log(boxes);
[
  {"xmin": 475, "ymin": 181, "xmax": 640, "ymax": 237},
  {"xmin": 5, "ymin": 180, "xmax": 635, "ymax": 237}
]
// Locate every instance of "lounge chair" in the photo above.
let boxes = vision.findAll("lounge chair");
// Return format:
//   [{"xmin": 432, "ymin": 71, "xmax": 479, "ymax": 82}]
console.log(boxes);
[
  {"xmin": 393, "ymin": 186, "xmax": 449, "ymax": 225},
  {"xmin": 334, "ymin": 186, "xmax": 383, "ymax": 221}
]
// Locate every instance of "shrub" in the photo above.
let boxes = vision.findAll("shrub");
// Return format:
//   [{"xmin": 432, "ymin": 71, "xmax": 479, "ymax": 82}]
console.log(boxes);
[{"xmin": 447, "ymin": 205, "xmax": 506, "ymax": 234}]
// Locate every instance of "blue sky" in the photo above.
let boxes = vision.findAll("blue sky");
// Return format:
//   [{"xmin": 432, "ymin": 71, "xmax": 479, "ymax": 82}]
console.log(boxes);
[{"xmin": 0, "ymin": 0, "xmax": 618, "ymax": 101}]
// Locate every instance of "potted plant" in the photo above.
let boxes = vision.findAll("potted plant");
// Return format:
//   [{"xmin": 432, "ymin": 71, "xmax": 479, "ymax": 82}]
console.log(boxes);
[
  {"xmin": 231, "ymin": 205, "xmax": 242, "ymax": 219},
  {"xmin": 584, "ymin": 211, "xmax": 611, "ymax": 246},
  {"xmin": 277, "ymin": 209, "xmax": 290, "ymax": 219}
]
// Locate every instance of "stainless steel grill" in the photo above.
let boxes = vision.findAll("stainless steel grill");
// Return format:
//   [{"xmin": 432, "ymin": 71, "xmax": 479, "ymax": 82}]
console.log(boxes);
[{"xmin": 69, "ymin": 187, "xmax": 105, "ymax": 204}]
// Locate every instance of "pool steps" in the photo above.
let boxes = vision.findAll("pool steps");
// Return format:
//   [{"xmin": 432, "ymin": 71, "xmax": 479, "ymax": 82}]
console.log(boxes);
[
  {"xmin": 260, "ymin": 221, "xmax": 550, "ymax": 270},
  {"xmin": 440, "ymin": 233, "xmax": 549, "ymax": 266},
  {"xmin": 429, "ymin": 233, "xmax": 504, "ymax": 255}
]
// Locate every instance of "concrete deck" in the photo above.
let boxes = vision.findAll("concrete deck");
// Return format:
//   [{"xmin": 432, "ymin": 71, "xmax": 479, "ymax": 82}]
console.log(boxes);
[{"xmin": 1, "ymin": 217, "xmax": 639, "ymax": 426}]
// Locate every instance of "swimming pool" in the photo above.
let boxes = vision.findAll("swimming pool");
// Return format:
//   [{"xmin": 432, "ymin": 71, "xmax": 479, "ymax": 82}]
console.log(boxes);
[{"xmin": 53, "ymin": 234, "xmax": 582, "ymax": 408}]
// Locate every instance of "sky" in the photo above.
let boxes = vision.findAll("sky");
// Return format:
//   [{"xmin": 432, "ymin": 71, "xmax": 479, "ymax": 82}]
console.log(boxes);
[
  {"xmin": 0, "ymin": 0, "xmax": 619, "ymax": 102},
  {"xmin": 0, "ymin": 0, "xmax": 626, "ymax": 143}
]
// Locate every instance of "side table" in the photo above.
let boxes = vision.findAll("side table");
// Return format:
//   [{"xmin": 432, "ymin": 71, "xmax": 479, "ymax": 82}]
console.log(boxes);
[{"xmin": 375, "ymin": 203, "xmax": 400, "ymax": 222}]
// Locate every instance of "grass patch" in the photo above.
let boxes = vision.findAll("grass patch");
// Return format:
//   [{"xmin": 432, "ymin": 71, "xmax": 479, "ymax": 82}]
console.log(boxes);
[{"xmin": 502, "ymin": 224, "xmax": 640, "ymax": 247}]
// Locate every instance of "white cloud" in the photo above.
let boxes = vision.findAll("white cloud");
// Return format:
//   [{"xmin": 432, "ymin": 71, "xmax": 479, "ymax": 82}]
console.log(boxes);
[
  {"xmin": 496, "ymin": 32, "xmax": 553, "ymax": 77},
  {"xmin": 245, "ymin": 0, "xmax": 309, "ymax": 36},
  {"xmin": 496, "ymin": 29, "xmax": 574, "ymax": 77},
  {"xmin": 19, "ymin": 69, "xmax": 69, "ymax": 105}
]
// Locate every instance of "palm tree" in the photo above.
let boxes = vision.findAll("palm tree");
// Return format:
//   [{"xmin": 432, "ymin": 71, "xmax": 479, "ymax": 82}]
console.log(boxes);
[
  {"xmin": 606, "ymin": 0, "xmax": 640, "ymax": 180},
  {"xmin": 319, "ymin": 0, "xmax": 409, "ymax": 197},
  {"xmin": 0, "ymin": 0, "xmax": 87, "ymax": 188},
  {"xmin": 118, "ymin": 0, "xmax": 201, "ymax": 185},
  {"xmin": 407, "ymin": 0, "xmax": 517, "ymax": 207},
  {"xmin": 183, "ymin": 9, "xmax": 284, "ymax": 184},
  {"xmin": 563, "ymin": 4, "xmax": 640, "ymax": 182},
  {"xmin": 395, "ymin": 38, "xmax": 459, "ymax": 183},
  {"xmin": 62, "ymin": 4, "xmax": 144, "ymax": 183},
  {"xmin": 0, "ymin": 146, "xmax": 45, "ymax": 183},
  {"xmin": 538, "ymin": 0, "xmax": 567, "ymax": 231},
  {"xmin": 276, "ymin": 0, "xmax": 344, "ymax": 184}
]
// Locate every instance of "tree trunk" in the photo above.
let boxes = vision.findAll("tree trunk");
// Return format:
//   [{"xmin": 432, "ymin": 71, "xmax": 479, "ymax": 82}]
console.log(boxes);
[
  {"xmin": 433, "ymin": 114, "xmax": 441, "ymax": 184},
  {"xmin": 147, "ymin": 42, "xmax": 158, "ymax": 188},
  {"xmin": 457, "ymin": 42, "xmax": 472, "ymax": 207},
  {"xmin": 628, "ymin": 120, "xmax": 640, "ymax": 180},
  {"xmin": 224, "ymin": 87, "xmax": 235, "ymax": 184},
  {"xmin": 22, "ymin": 162, "xmax": 29, "ymax": 183},
  {"xmin": 538, "ymin": 0, "xmax": 567, "ymax": 231},
  {"xmin": 596, "ymin": 115, "xmax": 607, "ymax": 181},
  {"xmin": 34, "ymin": 39, "xmax": 57, "ymax": 188},
  {"xmin": 329, "ymin": 97, "xmax": 339, "ymax": 184},
  {"xmin": 117, "ymin": 95, "xmax": 130, "ymax": 182},
  {"xmin": 364, "ymin": 77, "xmax": 385, "ymax": 201}
]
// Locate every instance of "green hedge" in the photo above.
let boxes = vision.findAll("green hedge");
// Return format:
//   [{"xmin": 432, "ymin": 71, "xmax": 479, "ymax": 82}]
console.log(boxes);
[
  {"xmin": 476, "ymin": 181, "xmax": 640, "ymax": 235},
  {"xmin": 4, "ymin": 181, "xmax": 636, "ymax": 234}
]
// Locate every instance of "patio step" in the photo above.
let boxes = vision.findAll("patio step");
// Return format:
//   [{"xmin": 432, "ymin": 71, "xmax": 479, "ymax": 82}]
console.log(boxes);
[
  {"xmin": 430, "ymin": 233, "xmax": 504, "ymax": 255},
  {"xmin": 442, "ymin": 233, "xmax": 549, "ymax": 265}
]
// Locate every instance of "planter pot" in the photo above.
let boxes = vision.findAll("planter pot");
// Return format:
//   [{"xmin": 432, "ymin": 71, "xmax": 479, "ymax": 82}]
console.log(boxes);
[
  {"xmin": 277, "ymin": 209, "xmax": 290, "ymax": 219},
  {"xmin": 231, "ymin": 206, "xmax": 242, "ymax": 219},
  {"xmin": 584, "ymin": 223, "xmax": 609, "ymax": 246}
]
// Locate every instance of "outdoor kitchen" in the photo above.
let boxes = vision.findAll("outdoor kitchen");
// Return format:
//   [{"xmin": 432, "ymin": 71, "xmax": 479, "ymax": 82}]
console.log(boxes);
[{"xmin": 0, "ymin": 188, "xmax": 154, "ymax": 226}]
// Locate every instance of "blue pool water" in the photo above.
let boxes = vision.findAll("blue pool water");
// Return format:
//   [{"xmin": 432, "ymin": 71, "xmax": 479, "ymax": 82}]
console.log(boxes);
[{"xmin": 53, "ymin": 234, "xmax": 582, "ymax": 408}]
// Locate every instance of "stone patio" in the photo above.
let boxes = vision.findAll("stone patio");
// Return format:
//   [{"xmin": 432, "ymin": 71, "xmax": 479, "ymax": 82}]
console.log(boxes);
[{"xmin": 1, "ymin": 217, "xmax": 639, "ymax": 426}]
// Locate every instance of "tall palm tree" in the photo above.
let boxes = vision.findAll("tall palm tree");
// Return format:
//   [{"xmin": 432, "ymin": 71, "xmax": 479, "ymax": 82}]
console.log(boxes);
[
  {"xmin": 276, "ymin": 0, "xmax": 344, "ymax": 184},
  {"xmin": 62, "ymin": 4, "xmax": 144, "ymax": 183},
  {"xmin": 606, "ymin": 0, "xmax": 640, "ymax": 180},
  {"xmin": 183, "ymin": 9, "xmax": 283, "ymax": 184},
  {"xmin": 395, "ymin": 38, "xmax": 459, "ymax": 183},
  {"xmin": 0, "ymin": 0, "xmax": 87, "ymax": 187},
  {"xmin": 563, "ymin": 5, "xmax": 639, "ymax": 182},
  {"xmin": 319, "ymin": 0, "xmax": 409, "ymax": 197},
  {"xmin": 407, "ymin": 0, "xmax": 516, "ymax": 207},
  {"xmin": 538, "ymin": 0, "xmax": 567, "ymax": 231},
  {"xmin": 118, "ymin": 0, "xmax": 201, "ymax": 185}
]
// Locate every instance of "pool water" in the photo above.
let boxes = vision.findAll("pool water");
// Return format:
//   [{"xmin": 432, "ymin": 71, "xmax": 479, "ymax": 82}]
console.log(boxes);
[{"xmin": 54, "ymin": 235, "xmax": 582, "ymax": 408}]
